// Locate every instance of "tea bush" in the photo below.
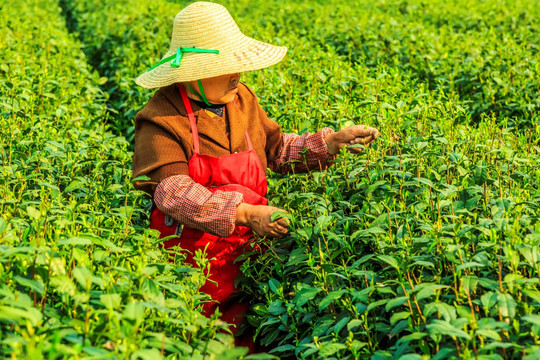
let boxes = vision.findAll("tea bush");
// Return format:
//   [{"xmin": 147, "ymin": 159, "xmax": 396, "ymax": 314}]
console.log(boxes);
[
  {"xmin": 0, "ymin": 1, "xmax": 253, "ymax": 358},
  {"xmin": 245, "ymin": 121, "xmax": 540, "ymax": 358},
  {"xmin": 63, "ymin": 0, "xmax": 539, "ymax": 137},
  {"xmin": 229, "ymin": 1, "xmax": 540, "ymax": 358},
  {"xmin": 60, "ymin": 0, "xmax": 177, "ymax": 144},
  {"xmin": 240, "ymin": 0, "xmax": 540, "ymax": 125}
]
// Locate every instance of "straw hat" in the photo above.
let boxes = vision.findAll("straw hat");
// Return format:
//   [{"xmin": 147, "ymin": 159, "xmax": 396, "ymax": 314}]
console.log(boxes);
[{"xmin": 136, "ymin": 1, "xmax": 288, "ymax": 88}]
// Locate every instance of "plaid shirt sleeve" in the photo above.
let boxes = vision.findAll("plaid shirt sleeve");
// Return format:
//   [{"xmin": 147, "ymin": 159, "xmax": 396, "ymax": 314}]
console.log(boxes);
[
  {"xmin": 154, "ymin": 175, "xmax": 244, "ymax": 237},
  {"xmin": 269, "ymin": 127, "xmax": 337, "ymax": 175}
]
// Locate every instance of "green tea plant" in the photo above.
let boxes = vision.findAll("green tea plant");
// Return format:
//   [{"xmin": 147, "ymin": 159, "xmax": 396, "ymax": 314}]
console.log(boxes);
[
  {"xmin": 230, "ymin": 0, "xmax": 540, "ymax": 128},
  {"xmin": 242, "ymin": 121, "xmax": 540, "ymax": 359},
  {"xmin": 0, "ymin": 1, "xmax": 258, "ymax": 358},
  {"xmin": 65, "ymin": 0, "xmax": 539, "ymax": 139},
  {"xmin": 60, "ymin": 0, "xmax": 177, "ymax": 143},
  {"xmin": 222, "ymin": 0, "xmax": 540, "ymax": 358}
]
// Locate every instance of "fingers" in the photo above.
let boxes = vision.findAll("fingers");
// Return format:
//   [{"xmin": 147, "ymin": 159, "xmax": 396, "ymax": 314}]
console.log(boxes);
[
  {"xmin": 267, "ymin": 215, "xmax": 289, "ymax": 238},
  {"xmin": 276, "ymin": 217, "xmax": 290, "ymax": 228},
  {"xmin": 347, "ymin": 125, "xmax": 377, "ymax": 139},
  {"xmin": 337, "ymin": 125, "xmax": 379, "ymax": 145},
  {"xmin": 263, "ymin": 223, "xmax": 287, "ymax": 238},
  {"xmin": 269, "ymin": 226, "xmax": 287, "ymax": 238},
  {"xmin": 349, "ymin": 134, "xmax": 373, "ymax": 145},
  {"xmin": 347, "ymin": 146, "xmax": 364, "ymax": 154},
  {"xmin": 248, "ymin": 205, "xmax": 290, "ymax": 238},
  {"xmin": 343, "ymin": 127, "xmax": 379, "ymax": 152}
]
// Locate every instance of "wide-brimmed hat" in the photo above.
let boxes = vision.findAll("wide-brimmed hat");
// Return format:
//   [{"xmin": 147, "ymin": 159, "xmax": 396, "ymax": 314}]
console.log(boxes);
[{"xmin": 136, "ymin": 1, "xmax": 287, "ymax": 88}]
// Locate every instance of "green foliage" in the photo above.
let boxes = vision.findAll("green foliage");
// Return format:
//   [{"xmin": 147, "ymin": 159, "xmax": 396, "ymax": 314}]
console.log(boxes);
[
  {"xmin": 228, "ymin": 0, "xmax": 540, "ymax": 128},
  {"xmin": 63, "ymin": 0, "xmax": 540, "ymax": 140},
  {"xmin": 60, "ymin": 0, "xmax": 175, "ymax": 143},
  {"xmin": 0, "ymin": 0, "xmax": 245, "ymax": 358},
  {"xmin": 244, "ymin": 124, "xmax": 540, "ymax": 358},
  {"xmin": 227, "ymin": 1, "xmax": 540, "ymax": 358}
]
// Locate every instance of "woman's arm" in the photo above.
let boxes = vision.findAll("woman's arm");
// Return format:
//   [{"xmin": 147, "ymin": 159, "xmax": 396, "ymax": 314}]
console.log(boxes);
[
  {"xmin": 268, "ymin": 128, "xmax": 337, "ymax": 174},
  {"xmin": 269, "ymin": 125, "xmax": 379, "ymax": 175},
  {"xmin": 155, "ymin": 175, "xmax": 289, "ymax": 238},
  {"xmin": 154, "ymin": 175, "xmax": 244, "ymax": 237}
]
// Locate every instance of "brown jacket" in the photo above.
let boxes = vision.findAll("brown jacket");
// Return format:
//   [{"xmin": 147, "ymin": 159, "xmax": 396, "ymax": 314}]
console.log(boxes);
[{"xmin": 132, "ymin": 83, "xmax": 283, "ymax": 195}]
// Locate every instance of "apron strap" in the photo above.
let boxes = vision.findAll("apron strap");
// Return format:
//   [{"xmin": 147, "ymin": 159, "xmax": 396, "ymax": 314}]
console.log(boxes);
[
  {"xmin": 244, "ymin": 130, "xmax": 254, "ymax": 151},
  {"xmin": 178, "ymin": 83, "xmax": 200, "ymax": 154}
]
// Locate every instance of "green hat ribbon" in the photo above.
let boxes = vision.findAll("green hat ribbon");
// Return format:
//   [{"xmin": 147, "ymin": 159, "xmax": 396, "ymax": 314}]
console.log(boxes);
[
  {"xmin": 148, "ymin": 47, "xmax": 219, "ymax": 71},
  {"xmin": 186, "ymin": 80, "xmax": 212, "ymax": 106}
]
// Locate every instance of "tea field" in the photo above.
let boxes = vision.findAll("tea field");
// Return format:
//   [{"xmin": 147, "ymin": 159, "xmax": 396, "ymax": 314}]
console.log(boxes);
[{"xmin": 1, "ymin": 0, "xmax": 540, "ymax": 359}]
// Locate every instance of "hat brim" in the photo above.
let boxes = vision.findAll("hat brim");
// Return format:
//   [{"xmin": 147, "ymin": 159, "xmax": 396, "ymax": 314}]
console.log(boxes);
[{"xmin": 136, "ymin": 36, "xmax": 287, "ymax": 89}]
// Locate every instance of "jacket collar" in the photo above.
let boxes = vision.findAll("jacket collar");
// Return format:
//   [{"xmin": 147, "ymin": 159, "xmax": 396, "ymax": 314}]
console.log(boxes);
[
  {"xmin": 161, "ymin": 83, "xmax": 250, "ymax": 152},
  {"xmin": 162, "ymin": 83, "xmax": 201, "ymax": 116}
]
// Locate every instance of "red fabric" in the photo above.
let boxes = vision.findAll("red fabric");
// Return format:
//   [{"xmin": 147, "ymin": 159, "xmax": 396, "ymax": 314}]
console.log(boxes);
[{"xmin": 150, "ymin": 84, "xmax": 267, "ymax": 351}]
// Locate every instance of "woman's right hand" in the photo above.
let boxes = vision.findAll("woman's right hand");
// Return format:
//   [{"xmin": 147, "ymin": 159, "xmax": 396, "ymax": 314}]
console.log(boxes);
[{"xmin": 236, "ymin": 203, "xmax": 289, "ymax": 238}]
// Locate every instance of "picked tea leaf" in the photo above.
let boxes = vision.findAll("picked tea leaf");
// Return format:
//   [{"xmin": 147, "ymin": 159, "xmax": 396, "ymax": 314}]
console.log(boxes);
[{"xmin": 270, "ymin": 210, "xmax": 291, "ymax": 222}]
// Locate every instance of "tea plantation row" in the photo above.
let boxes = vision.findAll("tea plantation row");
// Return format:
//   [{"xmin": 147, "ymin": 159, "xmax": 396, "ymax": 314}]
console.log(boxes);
[
  {"xmin": 237, "ymin": 1, "xmax": 540, "ymax": 359},
  {"xmin": 0, "ymin": 1, "xmax": 257, "ymax": 359},
  {"xmin": 61, "ymin": 0, "xmax": 540, "ymax": 142},
  {"xmin": 238, "ymin": 1, "xmax": 540, "ymax": 358}
]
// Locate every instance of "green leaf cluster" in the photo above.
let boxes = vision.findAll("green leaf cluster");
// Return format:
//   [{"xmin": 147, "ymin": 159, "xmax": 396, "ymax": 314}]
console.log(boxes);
[{"xmin": 0, "ymin": 1, "xmax": 247, "ymax": 358}]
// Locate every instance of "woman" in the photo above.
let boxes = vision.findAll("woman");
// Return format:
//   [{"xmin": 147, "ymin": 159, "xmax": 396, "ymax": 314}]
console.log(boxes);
[{"xmin": 132, "ymin": 0, "xmax": 378, "ymax": 347}]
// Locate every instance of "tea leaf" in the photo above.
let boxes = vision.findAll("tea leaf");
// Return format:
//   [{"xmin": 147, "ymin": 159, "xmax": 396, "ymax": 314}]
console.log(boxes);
[
  {"xmin": 473, "ymin": 161, "xmax": 488, "ymax": 185},
  {"xmin": 294, "ymin": 287, "xmax": 322, "ymax": 307},
  {"xmin": 377, "ymin": 255, "xmax": 400, "ymax": 272},
  {"xmin": 415, "ymin": 283, "xmax": 447, "ymax": 301},
  {"xmin": 268, "ymin": 278, "xmax": 281, "ymax": 294},
  {"xmin": 270, "ymin": 210, "xmax": 291, "ymax": 222},
  {"xmin": 522, "ymin": 314, "xmax": 540, "ymax": 328},
  {"xmin": 497, "ymin": 293, "xmax": 516, "ymax": 319},
  {"xmin": 58, "ymin": 237, "xmax": 94, "ymax": 246},
  {"xmin": 456, "ymin": 262, "xmax": 485, "ymax": 272},
  {"xmin": 333, "ymin": 316, "xmax": 350, "ymax": 334},
  {"xmin": 385, "ymin": 296, "xmax": 409, "ymax": 311},
  {"xmin": 100, "ymin": 294, "xmax": 121, "ymax": 309},
  {"xmin": 26, "ymin": 206, "xmax": 41, "ymax": 221},
  {"xmin": 319, "ymin": 289, "xmax": 347, "ymax": 311},
  {"xmin": 0, "ymin": 306, "xmax": 43, "ymax": 327},
  {"xmin": 390, "ymin": 311, "xmax": 410, "ymax": 326},
  {"xmin": 427, "ymin": 319, "xmax": 471, "ymax": 340}
]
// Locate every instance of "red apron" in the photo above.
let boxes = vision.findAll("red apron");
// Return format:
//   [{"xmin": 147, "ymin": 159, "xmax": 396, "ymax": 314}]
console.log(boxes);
[{"xmin": 150, "ymin": 84, "xmax": 268, "ymax": 330}]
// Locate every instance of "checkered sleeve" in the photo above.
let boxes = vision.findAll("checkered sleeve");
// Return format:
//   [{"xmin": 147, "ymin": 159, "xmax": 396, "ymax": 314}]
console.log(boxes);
[
  {"xmin": 154, "ymin": 175, "xmax": 244, "ymax": 237},
  {"xmin": 269, "ymin": 127, "xmax": 337, "ymax": 175}
]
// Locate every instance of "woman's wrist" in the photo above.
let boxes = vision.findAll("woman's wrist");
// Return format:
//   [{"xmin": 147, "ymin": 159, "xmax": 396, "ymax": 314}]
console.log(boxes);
[
  {"xmin": 324, "ymin": 132, "xmax": 339, "ymax": 155},
  {"xmin": 236, "ymin": 203, "xmax": 251, "ymax": 226}
]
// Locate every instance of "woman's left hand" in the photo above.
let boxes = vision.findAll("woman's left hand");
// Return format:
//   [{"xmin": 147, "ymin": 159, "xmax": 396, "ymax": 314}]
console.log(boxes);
[{"xmin": 325, "ymin": 125, "xmax": 379, "ymax": 155}]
